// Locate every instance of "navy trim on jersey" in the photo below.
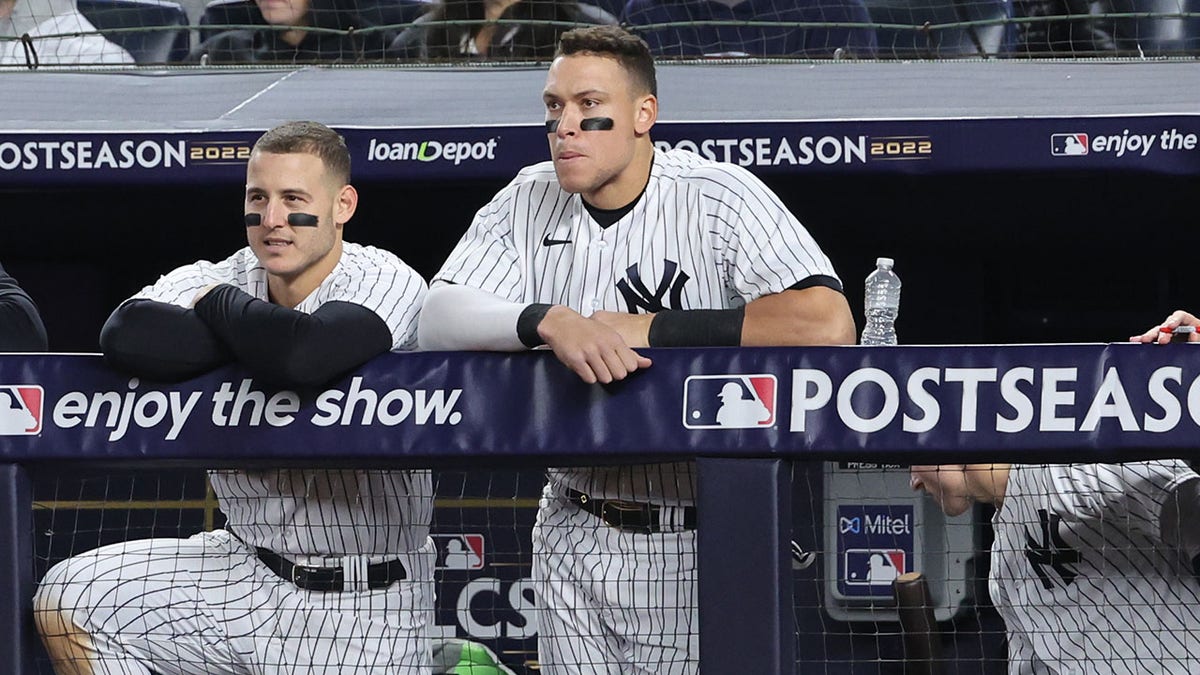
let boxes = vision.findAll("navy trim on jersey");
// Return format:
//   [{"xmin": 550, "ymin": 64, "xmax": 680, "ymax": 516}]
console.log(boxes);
[
  {"xmin": 582, "ymin": 155, "xmax": 653, "ymax": 229},
  {"xmin": 584, "ymin": 191, "xmax": 642, "ymax": 229},
  {"xmin": 790, "ymin": 274, "xmax": 843, "ymax": 295}
]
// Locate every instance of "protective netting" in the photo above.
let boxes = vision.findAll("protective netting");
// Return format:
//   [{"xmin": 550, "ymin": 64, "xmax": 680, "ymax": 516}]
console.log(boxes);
[
  {"xmin": 29, "ymin": 459, "xmax": 1200, "ymax": 673},
  {"xmin": 1, "ymin": 0, "xmax": 1198, "ymax": 67}
]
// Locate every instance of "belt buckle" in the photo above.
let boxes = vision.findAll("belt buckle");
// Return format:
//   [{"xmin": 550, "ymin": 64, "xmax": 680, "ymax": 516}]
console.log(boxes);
[
  {"xmin": 290, "ymin": 562, "xmax": 307, "ymax": 588},
  {"xmin": 603, "ymin": 500, "xmax": 649, "ymax": 531}
]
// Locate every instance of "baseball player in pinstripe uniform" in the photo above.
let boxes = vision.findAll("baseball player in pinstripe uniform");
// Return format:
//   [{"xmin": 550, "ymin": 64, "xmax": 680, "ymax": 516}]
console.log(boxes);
[
  {"xmin": 910, "ymin": 462, "xmax": 1200, "ymax": 673},
  {"xmin": 418, "ymin": 25, "xmax": 855, "ymax": 673},
  {"xmin": 34, "ymin": 121, "xmax": 436, "ymax": 675}
]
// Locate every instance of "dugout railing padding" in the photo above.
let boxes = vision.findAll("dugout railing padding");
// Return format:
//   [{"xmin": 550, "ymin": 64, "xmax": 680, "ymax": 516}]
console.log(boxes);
[{"xmin": 2, "ymin": 345, "xmax": 1198, "ymax": 673}]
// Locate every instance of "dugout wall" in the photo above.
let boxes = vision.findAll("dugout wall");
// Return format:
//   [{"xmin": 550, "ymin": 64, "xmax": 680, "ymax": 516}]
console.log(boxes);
[
  {"xmin": 1, "ymin": 58, "xmax": 1199, "ymax": 673},
  {"xmin": 4, "ymin": 346, "xmax": 1200, "ymax": 673}
]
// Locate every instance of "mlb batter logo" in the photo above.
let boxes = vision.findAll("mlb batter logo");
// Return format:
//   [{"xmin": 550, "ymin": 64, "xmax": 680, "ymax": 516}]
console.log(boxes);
[
  {"xmin": 433, "ymin": 533, "xmax": 485, "ymax": 570},
  {"xmin": 836, "ymin": 504, "xmax": 914, "ymax": 597},
  {"xmin": 0, "ymin": 385, "xmax": 42, "ymax": 435},
  {"xmin": 1050, "ymin": 133, "xmax": 1089, "ymax": 156},
  {"xmin": 682, "ymin": 374, "xmax": 777, "ymax": 429},
  {"xmin": 844, "ymin": 548, "xmax": 906, "ymax": 586}
]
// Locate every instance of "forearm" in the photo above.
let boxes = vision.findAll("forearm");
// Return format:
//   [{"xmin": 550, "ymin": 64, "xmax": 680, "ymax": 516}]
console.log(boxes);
[
  {"xmin": 99, "ymin": 299, "xmax": 231, "ymax": 381},
  {"xmin": 194, "ymin": 284, "xmax": 392, "ymax": 388},
  {"xmin": 417, "ymin": 283, "xmax": 531, "ymax": 351},
  {"xmin": 741, "ymin": 286, "xmax": 856, "ymax": 346}
]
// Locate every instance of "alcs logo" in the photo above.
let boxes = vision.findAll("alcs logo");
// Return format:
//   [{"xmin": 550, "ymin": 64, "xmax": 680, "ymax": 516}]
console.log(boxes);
[
  {"xmin": 0, "ymin": 385, "xmax": 43, "ymax": 435},
  {"xmin": 683, "ymin": 374, "xmax": 777, "ymax": 429}
]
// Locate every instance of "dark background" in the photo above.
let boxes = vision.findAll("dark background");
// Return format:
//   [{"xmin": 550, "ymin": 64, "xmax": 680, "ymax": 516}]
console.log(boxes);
[
  {"xmin": 3, "ymin": 168, "xmax": 1197, "ymax": 353},
  {"xmin": 8, "ymin": 163, "xmax": 1198, "ymax": 674}
]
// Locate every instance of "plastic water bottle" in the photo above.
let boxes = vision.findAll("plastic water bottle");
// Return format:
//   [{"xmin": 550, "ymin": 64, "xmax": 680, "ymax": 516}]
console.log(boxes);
[{"xmin": 861, "ymin": 257, "xmax": 900, "ymax": 346}]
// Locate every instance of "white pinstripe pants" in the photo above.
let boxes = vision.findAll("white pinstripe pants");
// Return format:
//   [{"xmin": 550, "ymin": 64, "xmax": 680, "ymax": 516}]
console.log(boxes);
[
  {"xmin": 532, "ymin": 485, "xmax": 698, "ymax": 675},
  {"xmin": 34, "ymin": 529, "xmax": 435, "ymax": 675}
]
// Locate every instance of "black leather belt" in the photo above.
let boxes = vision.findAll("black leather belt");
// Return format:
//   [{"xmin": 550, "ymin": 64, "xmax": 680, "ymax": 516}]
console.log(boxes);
[
  {"xmin": 565, "ymin": 488, "xmax": 697, "ymax": 534},
  {"xmin": 254, "ymin": 547, "xmax": 407, "ymax": 592}
]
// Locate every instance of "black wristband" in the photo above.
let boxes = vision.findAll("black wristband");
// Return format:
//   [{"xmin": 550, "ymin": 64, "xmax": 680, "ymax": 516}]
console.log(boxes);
[
  {"xmin": 517, "ymin": 303, "xmax": 554, "ymax": 348},
  {"xmin": 648, "ymin": 307, "xmax": 745, "ymax": 347},
  {"xmin": 1192, "ymin": 553, "xmax": 1199, "ymax": 579}
]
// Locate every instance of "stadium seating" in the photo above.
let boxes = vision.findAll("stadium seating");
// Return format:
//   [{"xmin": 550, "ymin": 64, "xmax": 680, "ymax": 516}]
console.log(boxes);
[
  {"xmin": 76, "ymin": 0, "xmax": 191, "ymax": 63},
  {"xmin": 622, "ymin": 0, "xmax": 879, "ymax": 58},
  {"xmin": 198, "ymin": 0, "xmax": 431, "ymax": 42},
  {"xmin": 1109, "ymin": 0, "xmax": 1200, "ymax": 55},
  {"xmin": 864, "ymin": 0, "xmax": 1016, "ymax": 57}
]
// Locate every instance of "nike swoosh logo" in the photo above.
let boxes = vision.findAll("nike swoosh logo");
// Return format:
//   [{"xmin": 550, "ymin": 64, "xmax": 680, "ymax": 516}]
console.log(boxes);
[{"xmin": 542, "ymin": 235, "xmax": 572, "ymax": 247}]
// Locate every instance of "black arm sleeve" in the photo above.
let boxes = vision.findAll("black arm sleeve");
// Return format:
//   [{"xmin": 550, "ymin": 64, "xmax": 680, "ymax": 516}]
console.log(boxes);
[
  {"xmin": 0, "ymin": 263, "xmax": 49, "ymax": 352},
  {"xmin": 193, "ymin": 284, "xmax": 393, "ymax": 388},
  {"xmin": 99, "ymin": 299, "xmax": 233, "ymax": 381}
]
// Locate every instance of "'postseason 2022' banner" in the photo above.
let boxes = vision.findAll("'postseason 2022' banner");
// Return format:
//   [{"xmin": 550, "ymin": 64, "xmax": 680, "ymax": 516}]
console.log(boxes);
[
  {"xmin": 1, "ymin": 115, "xmax": 1198, "ymax": 186},
  {"xmin": 0, "ymin": 344, "xmax": 1199, "ymax": 464}
]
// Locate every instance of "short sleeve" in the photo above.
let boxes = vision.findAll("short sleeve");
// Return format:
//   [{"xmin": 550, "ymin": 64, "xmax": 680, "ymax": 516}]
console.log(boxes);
[
  {"xmin": 1065, "ymin": 460, "xmax": 1197, "ymax": 542},
  {"xmin": 315, "ymin": 250, "xmax": 428, "ymax": 352},
  {"xmin": 432, "ymin": 180, "xmax": 527, "ymax": 302},
  {"xmin": 130, "ymin": 257, "xmax": 241, "ymax": 308},
  {"xmin": 691, "ymin": 163, "xmax": 841, "ymax": 301}
]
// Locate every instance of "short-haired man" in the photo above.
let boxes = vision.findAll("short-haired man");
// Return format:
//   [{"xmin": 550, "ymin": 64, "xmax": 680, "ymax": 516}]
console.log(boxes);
[
  {"xmin": 34, "ymin": 121, "xmax": 435, "ymax": 674},
  {"xmin": 418, "ymin": 25, "xmax": 855, "ymax": 673},
  {"xmin": 910, "ymin": 462, "xmax": 1200, "ymax": 672}
]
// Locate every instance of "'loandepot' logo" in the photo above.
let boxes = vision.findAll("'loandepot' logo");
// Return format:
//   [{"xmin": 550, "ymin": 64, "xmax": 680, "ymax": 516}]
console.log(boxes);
[{"xmin": 367, "ymin": 138, "xmax": 499, "ymax": 165}]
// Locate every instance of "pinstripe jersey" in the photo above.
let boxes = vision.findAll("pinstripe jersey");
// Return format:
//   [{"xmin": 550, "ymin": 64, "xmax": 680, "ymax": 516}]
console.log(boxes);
[
  {"xmin": 133, "ymin": 242, "xmax": 433, "ymax": 558},
  {"xmin": 434, "ymin": 148, "xmax": 840, "ymax": 503},
  {"xmin": 988, "ymin": 462, "xmax": 1200, "ymax": 674}
]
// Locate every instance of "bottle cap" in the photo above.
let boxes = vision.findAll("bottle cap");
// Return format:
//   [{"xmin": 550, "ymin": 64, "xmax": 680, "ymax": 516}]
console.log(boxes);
[{"xmin": 876, "ymin": 257, "xmax": 894, "ymax": 268}]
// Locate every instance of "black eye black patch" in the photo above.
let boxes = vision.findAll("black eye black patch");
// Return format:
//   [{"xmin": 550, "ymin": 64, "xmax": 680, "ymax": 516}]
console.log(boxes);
[
  {"xmin": 287, "ymin": 213, "xmax": 319, "ymax": 227},
  {"xmin": 580, "ymin": 117, "xmax": 614, "ymax": 131},
  {"xmin": 243, "ymin": 213, "xmax": 320, "ymax": 227},
  {"xmin": 545, "ymin": 117, "xmax": 615, "ymax": 133}
]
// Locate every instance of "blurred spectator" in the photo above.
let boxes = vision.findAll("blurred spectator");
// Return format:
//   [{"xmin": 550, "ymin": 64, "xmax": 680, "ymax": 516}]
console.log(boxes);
[
  {"xmin": 0, "ymin": 0, "xmax": 134, "ymax": 65},
  {"xmin": 188, "ymin": 0, "xmax": 391, "ymax": 63},
  {"xmin": 0, "ymin": 262, "xmax": 48, "ymax": 351},
  {"xmin": 1015, "ymin": 0, "xmax": 1117, "ymax": 55},
  {"xmin": 389, "ymin": 0, "xmax": 614, "ymax": 60},
  {"xmin": 622, "ymin": 0, "xmax": 877, "ymax": 58}
]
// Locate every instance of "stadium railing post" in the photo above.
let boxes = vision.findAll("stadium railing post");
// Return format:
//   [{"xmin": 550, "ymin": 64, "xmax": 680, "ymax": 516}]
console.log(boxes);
[
  {"xmin": 0, "ymin": 463, "xmax": 34, "ymax": 675},
  {"xmin": 698, "ymin": 457, "xmax": 795, "ymax": 673}
]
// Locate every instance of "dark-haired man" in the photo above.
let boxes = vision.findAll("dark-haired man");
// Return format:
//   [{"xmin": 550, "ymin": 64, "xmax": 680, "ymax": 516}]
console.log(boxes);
[
  {"xmin": 418, "ymin": 25, "xmax": 854, "ymax": 673},
  {"xmin": 34, "ymin": 121, "xmax": 435, "ymax": 674}
]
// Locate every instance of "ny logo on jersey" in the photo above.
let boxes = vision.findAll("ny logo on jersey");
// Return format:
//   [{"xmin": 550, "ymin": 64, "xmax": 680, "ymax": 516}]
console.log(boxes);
[
  {"xmin": 1025, "ymin": 509, "xmax": 1080, "ymax": 590},
  {"xmin": 616, "ymin": 260, "xmax": 690, "ymax": 313}
]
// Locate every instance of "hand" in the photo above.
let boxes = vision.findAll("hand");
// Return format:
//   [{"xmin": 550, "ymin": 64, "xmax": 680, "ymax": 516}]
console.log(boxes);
[
  {"xmin": 537, "ymin": 306, "xmax": 652, "ymax": 384},
  {"xmin": 190, "ymin": 283, "xmax": 222, "ymax": 308},
  {"xmin": 1130, "ymin": 310, "xmax": 1200, "ymax": 344},
  {"xmin": 589, "ymin": 310, "xmax": 654, "ymax": 348}
]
